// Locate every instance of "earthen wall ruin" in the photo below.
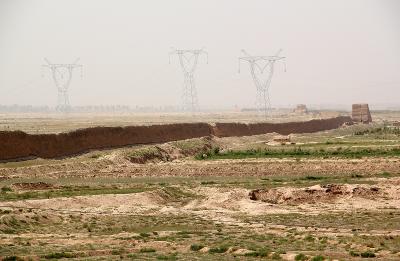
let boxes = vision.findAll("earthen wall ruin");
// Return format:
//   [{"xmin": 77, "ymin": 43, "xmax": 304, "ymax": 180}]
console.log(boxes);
[{"xmin": 0, "ymin": 116, "xmax": 352, "ymax": 161}]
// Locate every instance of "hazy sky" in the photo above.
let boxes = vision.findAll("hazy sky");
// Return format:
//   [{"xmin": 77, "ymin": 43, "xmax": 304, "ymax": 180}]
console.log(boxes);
[{"xmin": 0, "ymin": 0, "xmax": 399, "ymax": 109}]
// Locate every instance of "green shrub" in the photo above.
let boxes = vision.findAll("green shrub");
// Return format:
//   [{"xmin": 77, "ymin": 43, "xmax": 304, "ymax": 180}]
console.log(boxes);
[
  {"xmin": 111, "ymin": 249, "xmax": 124, "ymax": 255},
  {"xmin": 244, "ymin": 248, "xmax": 269, "ymax": 257},
  {"xmin": 3, "ymin": 256, "xmax": 22, "ymax": 261},
  {"xmin": 200, "ymin": 181, "xmax": 216, "ymax": 185},
  {"xmin": 295, "ymin": 253, "xmax": 307, "ymax": 261},
  {"xmin": 90, "ymin": 154, "xmax": 101, "ymax": 159},
  {"xmin": 1, "ymin": 187, "xmax": 12, "ymax": 192},
  {"xmin": 140, "ymin": 248, "xmax": 156, "ymax": 253},
  {"xmin": 311, "ymin": 255, "xmax": 324, "ymax": 261},
  {"xmin": 303, "ymin": 176, "xmax": 324, "ymax": 181},
  {"xmin": 349, "ymin": 250, "xmax": 360, "ymax": 256},
  {"xmin": 190, "ymin": 244, "xmax": 204, "ymax": 251},
  {"xmin": 380, "ymin": 172, "xmax": 391, "ymax": 178},
  {"xmin": 156, "ymin": 254, "xmax": 177, "ymax": 260},
  {"xmin": 44, "ymin": 252, "xmax": 75, "ymax": 259},
  {"xmin": 360, "ymin": 251, "xmax": 376, "ymax": 258},
  {"xmin": 208, "ymin": 246, "xmax": 228, "ymax": 254}
]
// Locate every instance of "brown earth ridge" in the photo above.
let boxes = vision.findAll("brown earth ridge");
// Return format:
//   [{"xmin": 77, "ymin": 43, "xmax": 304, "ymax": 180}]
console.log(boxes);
[{"xmin": 0, "ymin": 116, "xmax": 351, "ymax": 161}]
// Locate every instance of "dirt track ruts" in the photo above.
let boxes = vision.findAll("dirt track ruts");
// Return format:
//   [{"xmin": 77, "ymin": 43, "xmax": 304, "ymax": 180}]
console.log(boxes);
[{"xmin": 1, "ymin": 157, "xmax": 399, "ymax": 179}]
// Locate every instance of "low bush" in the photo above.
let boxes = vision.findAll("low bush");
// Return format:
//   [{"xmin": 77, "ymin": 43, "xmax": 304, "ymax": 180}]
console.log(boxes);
[
  {"xmin": 190, "ymin": 244, "xmax": 204, "ymax": 251},
  {"xmin": 244, "ymin": 248, "xmax": 269, "ymax": 257},
  {"xmin": 44, "ymin": 252, "xmax": 75, "ymax": 259},
  {"xmin": 1, "ymin": 187, "xmax": 12, "ymax": 192},
  {"xmin": 140, "ymin": 248, "xmax": 156, "ymax": 253},
  {"xmin": 360, "ymin": 251, "xmax": 376, "ymax": 258},
  {"xmin": 295, "ymin": 253, "xmax": 307, "ymax": 261},
  {"xmin": 311, "ymin": 255, "xmax": 325, "ymax": 261},
  {"xmin": 208, "ymin": 246, "xmax": 228, "ymax": 254}
]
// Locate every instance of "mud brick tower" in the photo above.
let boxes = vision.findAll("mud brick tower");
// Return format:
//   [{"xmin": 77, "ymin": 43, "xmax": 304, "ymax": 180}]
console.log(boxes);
[{"xmin": 352, "ymin": 104, "xmax": 372, "ymax": 123}]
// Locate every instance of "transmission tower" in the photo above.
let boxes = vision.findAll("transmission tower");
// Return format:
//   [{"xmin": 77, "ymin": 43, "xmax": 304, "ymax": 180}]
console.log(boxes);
[
  {"xmin": 42, "ymin": 58, "xmax": 83, "ymax": 112},
  {"xmin": 169, "ymin": 48, "xmax": 208, "ymax": 113},
  {"xmin": 239, "ymin": 49, "xmax": 285, "ymax": 118}
]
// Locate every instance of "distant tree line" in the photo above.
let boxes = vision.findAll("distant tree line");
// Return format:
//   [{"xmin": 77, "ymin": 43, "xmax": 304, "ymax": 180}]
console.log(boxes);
[{"xmin": 0, "ymin": 105, "xmax": 183, "ymax": 113}]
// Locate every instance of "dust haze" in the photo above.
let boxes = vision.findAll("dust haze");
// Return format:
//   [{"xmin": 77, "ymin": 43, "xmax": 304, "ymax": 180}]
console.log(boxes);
[{"xmin": 0, "ymin": 0, "xmax": 399, "ymax": 110}]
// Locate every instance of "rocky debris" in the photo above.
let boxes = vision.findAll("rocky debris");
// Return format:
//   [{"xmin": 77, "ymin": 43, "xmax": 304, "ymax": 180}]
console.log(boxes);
[{"xmin": 249, "ymin": 184, "xmax": 383, "ymax": 204}]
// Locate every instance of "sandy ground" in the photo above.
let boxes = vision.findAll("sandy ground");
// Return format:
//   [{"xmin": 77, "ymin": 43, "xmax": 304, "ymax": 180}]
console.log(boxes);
[{"xmin": 1, "ymin": 120, "xmax": 400, "ymax": 260}]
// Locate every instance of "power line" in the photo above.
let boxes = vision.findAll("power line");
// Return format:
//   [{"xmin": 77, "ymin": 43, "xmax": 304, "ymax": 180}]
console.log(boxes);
[
  {"xmin": 42, "ymin": 58, "xmax": 83, "ymax": 112},
  {"xmin": 169, "ymin": 48, "xmax": 208, "ymax": 113},
  {"xmin": 239, "ymin": 49, "xmax": 286, "ymax": 118}
]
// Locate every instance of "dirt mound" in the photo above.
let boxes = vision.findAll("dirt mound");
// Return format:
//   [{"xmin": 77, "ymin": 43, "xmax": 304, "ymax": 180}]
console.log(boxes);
[
  {"xmin": 127, "ymin": 137, "xmax": 214, "ymax": 164},
  {"xmin": 11, "ymin": 182, "xmax": 54, "ymax": 190},
  {"xmin": 249, "ymin": 184, "xmax": 382, "ymax": 204}
]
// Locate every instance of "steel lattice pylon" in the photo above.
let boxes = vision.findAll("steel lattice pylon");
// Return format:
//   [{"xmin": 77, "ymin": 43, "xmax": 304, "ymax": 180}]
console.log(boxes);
[
  {"xmin": 169, "ymin": 48, "xmax": 208, "ymax": 113},
  {"xmin": 239, "ymin": 49, "xmax": 285, "ymax": 118},
  {"xmin": 42, "ymin": 58, "xmax": 83, "ymax": 112}
]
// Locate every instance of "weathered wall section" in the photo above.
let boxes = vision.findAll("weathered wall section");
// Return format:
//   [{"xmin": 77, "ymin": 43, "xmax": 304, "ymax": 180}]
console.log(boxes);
[
  {"xmin": 0, "ymin": 123, "xmax": 212, "ymax": 161},
  {"xmin": 0, "ymin": 116, "xmax": 351, "ymax": 161},
  {"xmin": 213, "ymin": 116, "xmax": 352, "ymax": 137}
]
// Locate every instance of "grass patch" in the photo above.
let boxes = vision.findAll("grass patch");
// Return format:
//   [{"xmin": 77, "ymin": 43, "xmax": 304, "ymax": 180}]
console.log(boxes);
[
  {"xmin": 360, "ymin": 251, "xmax": 376, "ymax": 258},
  {"xmin": 244, "ymin": 248, "xmax": 269, "ymax": 257},
  {"xmin": 208, "ymin": 246, "xmax": 229, "ymax": 254},
  {"xmin": 43, "ymin": 252, "xmax": 76, "ymax": 259},
  {"xmin": 301, "ymin": 176, "xmax": 325, "ymax": 181},
  {"xmin": 127, "ymin": 146, "xmax": 164, "ymax": 163},
  {"xmin": 3, "ymin": 257, "xmax": 23, "ymax": 261},
  {"xmin": 295, "ymin": 253, "xmax": 307, "ymax": 261},
  {"xmin": 196, "ymin": 147, "xmax": 400, "ymax": 160},
  {"xmin": 354, "ymin": 127, "xmax": 400, "ymax": 136},
  {"xmin": 0, "ymin": 186, "xmax": 149, "ymax": 201},
  {"xmin": 156, "ymin": 253, "xmax": 178, "ymax": 260},
  {"xmin": 1, "ymin": 186, "xmax": 12, "ymax": 192}
]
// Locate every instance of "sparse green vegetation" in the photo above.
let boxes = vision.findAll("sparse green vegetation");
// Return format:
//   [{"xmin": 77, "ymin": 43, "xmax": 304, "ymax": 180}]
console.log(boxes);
[
  {"xmin": 1, "ymin": 120, "xmax": 400, "ymax": 260},
  {"xmin": 0, "ymin": 186, "xmax": 149, "ymax": 201},
  {"xmin": 208, "ymin": 246, "xmax": 229, "ymax": 254},
  {"xmin": 190, "ymin": 244, "xmax": 204, "ymax": 251},
  {"xmin": 360, "ymin": 251, "xmax": 376, "ymax": 258},
  {"xmin": 311, "ymin": 255, "xmax": 325, "ymax": 261},
  {"xmin": 44, "ymin": 252, "xmax": 76, "ymax": 259},
  {"xmin": 156, "ymin": 253, "xmax": 178, "ymax": 260},
  {"xmin": 2, "ymin": 256, "xmax": 22, "ymax": 261},
  {"xmin": 244, "ymin": 248, "xmax": 269, "ymax": 257},
  {"xmin": 295, "ymin": 253, "xmax": 308, "ymax": 261},
  {"xmin": 127, "ymin": 146, "xmax": 165, "ymax": 163},
  {"xmin": 354, "ymin": 126, "xmax": 400, "ymax": 136},
  {"xmin": 1, "ymin": 186, "xmax": 12, "ymax": 192},
  {"xmin": 196, "ymin": 146, "xmax": 400, "ymax": 160},
  {"xmin": 140, "ymin": 247, "xmax": 156, "ymax": 253}
]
